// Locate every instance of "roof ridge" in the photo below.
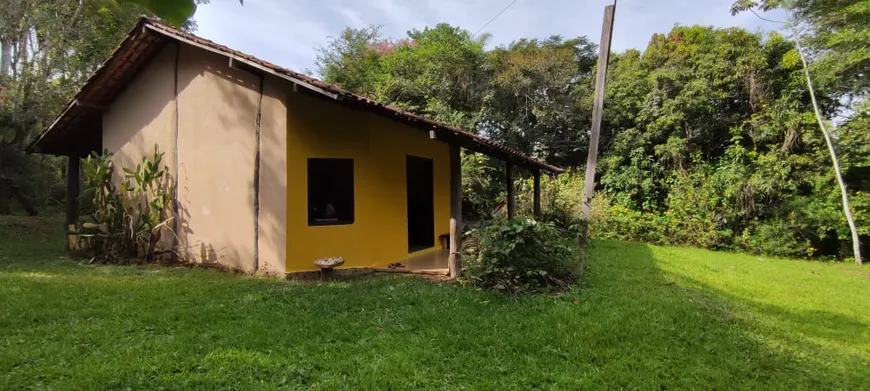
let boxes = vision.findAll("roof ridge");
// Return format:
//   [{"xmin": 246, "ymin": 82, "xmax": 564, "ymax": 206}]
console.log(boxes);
[{"xmin": 32, "ymin": 16, "xmax": 564, "ymax": 173}]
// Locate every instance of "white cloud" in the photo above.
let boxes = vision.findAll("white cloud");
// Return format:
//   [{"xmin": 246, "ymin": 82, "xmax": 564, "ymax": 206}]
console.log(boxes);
[
  {"xmin": 192, "ymin": 0, "xmax": 786, "ymax": 75},
  {"xmin": 368, "ymin": 0, "xmax": 428, "ymax": 28},
  {"xmin": 334, "ymin": 6, "xmax": 365, "ymax": 29}
]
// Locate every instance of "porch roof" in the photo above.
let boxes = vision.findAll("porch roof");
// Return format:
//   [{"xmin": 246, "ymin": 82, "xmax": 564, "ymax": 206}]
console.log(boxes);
[{"xmin": 27, "ymin": 18, "xmax": 564, "ymax": 174}]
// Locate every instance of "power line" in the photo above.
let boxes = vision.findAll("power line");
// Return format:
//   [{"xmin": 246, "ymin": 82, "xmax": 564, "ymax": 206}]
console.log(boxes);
[
  {"xmin": 473, "ymin": 0, "xmax": 520, "ymax": 37},
  {"xmin": 748, "ymin": 8, "xmax": 787, "ymax": 25}
]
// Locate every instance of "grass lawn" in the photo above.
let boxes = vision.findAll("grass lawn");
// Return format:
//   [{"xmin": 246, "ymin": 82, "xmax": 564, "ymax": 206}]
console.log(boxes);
[{"xmin": 1, "ymin": 215, "xmax": 868, "ymax": 390}]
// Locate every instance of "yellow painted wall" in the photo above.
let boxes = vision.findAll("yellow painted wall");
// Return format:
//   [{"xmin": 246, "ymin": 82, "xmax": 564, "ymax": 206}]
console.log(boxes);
[{"xmin": 285, "ymin": 92, "xmax": 450, "ymax": 272}]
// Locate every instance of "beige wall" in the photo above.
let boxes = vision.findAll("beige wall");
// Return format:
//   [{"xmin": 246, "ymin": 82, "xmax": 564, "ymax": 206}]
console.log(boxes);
[
  {"xmin": 176, "ymin": 45, "xmax": 258, "ymax": 273},
  {"xmin": 102, "ymin": 42, "xmax": 288, "ymax": 275},
  {"xmin": 102, "ymin": 44, "xmax": 178, "ymax": 253},
  {"xmin": 257, "ymin": 80, "xmax": 288, "ymax": 275},
  {"xmin": 103, "ymin": 43, "xmax": 177, "ymax": 179}
]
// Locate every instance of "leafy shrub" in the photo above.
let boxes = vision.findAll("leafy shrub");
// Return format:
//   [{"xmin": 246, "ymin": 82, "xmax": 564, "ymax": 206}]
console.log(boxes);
[
  {"xmin": 589, "ymin": 198, "xmax": 669, "ymax": 245},
  {"xmin": 462, "ymin": 217, "xmax": 580, "ymax": 294},
  {"xmin": 591, "ymin": 156, "xmax": 870, "ymax": 259},
  {"xmin": 81, "ymin": 149, "xmax": 129, "ymax": 256},
  {"xmin": 735, "ymin": 217, "xmax": 816, "ymax": 258},
  {"xmin": 516, "ymin": 169, "xmax": 587, "ymax": 235},
  {"xmin": 80, "ymin": 146, "xmax": 175, "ymax": 262},
  {"xmin": 461, "ymin": 151, "xmax": 502, "ymax": 220}
]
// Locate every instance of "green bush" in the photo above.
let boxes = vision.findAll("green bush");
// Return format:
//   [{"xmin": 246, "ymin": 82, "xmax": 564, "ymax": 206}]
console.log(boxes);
[
  {"xmin": 461, "ymin": 151, "xmax": 502, "ymax": 220},
  {"xmin": 80, "ymin": 146, "xmax": 175, "ymax": 262},
  {"xmin": 589, "ymin": 199, "xmax": 669, "ymax": 245},
  {"xmin": 735, "ymin": 218, "xmax": 816, "ymax": 258},
  {"xmin": 516, "ymin": 169, "xmax": 587, "ymax": 235},
  {"xmin": 462, "ymin": 217, "xmax": 580, "ymax": 294}
]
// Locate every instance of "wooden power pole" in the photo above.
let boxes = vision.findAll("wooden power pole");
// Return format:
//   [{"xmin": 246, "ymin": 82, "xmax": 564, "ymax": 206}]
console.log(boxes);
[{"xmin": 582, "ymin": 3, "xmax": 616, "ymax": 221}]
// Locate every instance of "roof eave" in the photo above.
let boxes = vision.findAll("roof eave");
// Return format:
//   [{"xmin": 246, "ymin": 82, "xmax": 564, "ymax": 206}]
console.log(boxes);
[{"xmin": 29, "ymin": 17, "xmax": 566, "ymax": 174}]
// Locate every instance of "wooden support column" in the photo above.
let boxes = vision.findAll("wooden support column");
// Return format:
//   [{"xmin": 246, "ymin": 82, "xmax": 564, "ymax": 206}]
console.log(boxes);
[
  {"xmin": 448, "ymin": 143, "xmax": 462, "ymax": 278},
  {"xmin": 506, "ymin": 163, "xmax": 515, "ymax": 220},
  {"xmin": 582, "ymin": 4, "xmax": 616, "ymax": 219},
  {"xmin": 65, "ymin": 155, "xmax": 80, "ymax": 228},
  {"xmin": 533, "ymin": 170, "xmax": 542, "ymax": 219}
]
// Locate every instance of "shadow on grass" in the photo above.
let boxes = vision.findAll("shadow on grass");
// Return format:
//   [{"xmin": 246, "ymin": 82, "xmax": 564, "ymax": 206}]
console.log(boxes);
[{"xmin": 1, "ymin": 222, "xmax": 868, "ymax": 389}]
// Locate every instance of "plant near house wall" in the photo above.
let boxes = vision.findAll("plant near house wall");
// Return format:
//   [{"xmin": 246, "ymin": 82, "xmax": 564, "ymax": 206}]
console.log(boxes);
[
  {"xmin": 81, "ymin": 149, "xmax": 129, "ymax": 256},
  {"xmin": 80, "ymin": 146, "xmax": 175, "ymax": 262},
  {"xmin": 120, "ymin": 146, "xmax": 175, "ymax": 260}
]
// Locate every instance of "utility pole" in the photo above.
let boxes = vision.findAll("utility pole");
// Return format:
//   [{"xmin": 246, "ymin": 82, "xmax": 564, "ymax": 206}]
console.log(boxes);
[{"xmin": 582, "ymin": 3, "xmax": 616, "ymax": 221}]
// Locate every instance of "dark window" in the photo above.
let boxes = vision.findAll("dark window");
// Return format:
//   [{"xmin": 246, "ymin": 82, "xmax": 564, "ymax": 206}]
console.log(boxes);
[{"xmin": 308, "ymin": 158, "xmax": 354, "ymax": 226}]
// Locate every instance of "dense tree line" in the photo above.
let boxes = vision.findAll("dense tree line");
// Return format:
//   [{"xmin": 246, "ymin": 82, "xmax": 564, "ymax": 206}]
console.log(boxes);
[{"xmin": 316, "ymin": 2, "xmax": 868, "ymax": 259}]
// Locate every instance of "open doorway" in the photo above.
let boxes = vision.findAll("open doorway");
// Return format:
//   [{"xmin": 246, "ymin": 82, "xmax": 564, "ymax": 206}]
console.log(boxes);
[{"xmin": 406, "ymin": 155, "xmax": 434, "ymax": 253}]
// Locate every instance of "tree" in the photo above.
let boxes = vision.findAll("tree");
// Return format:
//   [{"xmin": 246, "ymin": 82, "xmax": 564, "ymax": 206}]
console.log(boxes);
[
  {"xmin": 731, "ymin": 0, "xmax": 870, "ymax": 99},
  {"xmin": 732, "ymin": 0, "xmax": 866, "ymax": 264},
  {"xmin": 318, "ymin": 23, "xmax": 492, "ymax": 130},
  {"xmin": 592, "ymin": 25, "xmax": 870, "ymax": 259},
  {"xmin": 316, "ymin": 25, "xmax": 597, "ymax": 163},
  {"xmin": 316, "ymin": 26, "xmax": 386, "ymax": 99},
  {"xmin": 0, "ymin": 0, "xmax": 203, "ymax": 215},
  {"xmin": 486, "ymin": 36, "xmax": 597, "ymax": 166},
  {"xmin": 600, "ymin": 27, "xmax": 780, "ymax": 210}
]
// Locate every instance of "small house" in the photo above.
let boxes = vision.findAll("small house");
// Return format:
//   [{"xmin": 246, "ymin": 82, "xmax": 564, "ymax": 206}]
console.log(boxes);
[{"xmin": 29, "ymin": 18, "xmax": 563, "ymax": 276}]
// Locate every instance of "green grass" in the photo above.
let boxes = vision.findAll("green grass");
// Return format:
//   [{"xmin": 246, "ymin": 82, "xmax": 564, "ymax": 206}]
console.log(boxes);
[{"xmin": 1, "ymin": 215, "xmax": 868, "ymax": 390}]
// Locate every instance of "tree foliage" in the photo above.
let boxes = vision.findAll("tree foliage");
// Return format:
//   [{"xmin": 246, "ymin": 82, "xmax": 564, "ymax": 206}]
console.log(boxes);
[
  {"xmin": 128, "ymin": 0, "xmax": 196, "ymax": 27},
  {"xmin": 317, "ymin": 18, "xmax": 867, "ymax": 260},
  {"xmin": 733, "ymin": 0, "xmax": 870, "ymax": 98},
  {"xmin": 594, "ymin": 26, "xmax": 867, "ymax": 258},
  {"xmin": 0, "ymin": 1, "xmax": 150, "ymax": 214},
  {"xmin": 0, "ymin": 1, "xmax": 201, "ymax": 215}
]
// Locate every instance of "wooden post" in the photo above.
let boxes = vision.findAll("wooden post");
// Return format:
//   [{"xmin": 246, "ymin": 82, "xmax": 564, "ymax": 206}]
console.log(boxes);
[
  {"xmin": 252, "ymin": 73, "xmax": 264, "ymax": 273},
  {"xmin": 533, "ymin": 170, "xmax": 542, "ymax": 219},
  {"xmin": 582, "ymin": 4, "xmax": 616, "ymax": 220},
  {"xmin": 65, "ymin": 155, "xmax": 80, "ymax": 234},
  {"xmin": 448, "ymin": 144, "xmax": 462, "ymax": 278},
  {"xmin": 506, "ymin": 163, "xmax": 515, "ymax": 220}
]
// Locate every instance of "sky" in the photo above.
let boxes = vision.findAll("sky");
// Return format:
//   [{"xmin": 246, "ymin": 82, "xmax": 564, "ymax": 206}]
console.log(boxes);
[{"xmin": 192, "ymin": 0, "xmax": 785, "ymax": 75}]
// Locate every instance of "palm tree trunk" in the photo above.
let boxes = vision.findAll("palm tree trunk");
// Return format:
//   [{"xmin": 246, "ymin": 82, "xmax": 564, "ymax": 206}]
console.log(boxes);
[{"xmin": 793, "ymin": 34, "xmax": 863, "ymax": 266}]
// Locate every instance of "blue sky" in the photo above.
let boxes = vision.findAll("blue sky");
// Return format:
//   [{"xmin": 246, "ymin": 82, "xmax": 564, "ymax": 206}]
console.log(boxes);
[{"xmin": 192, "ymin": 0, "xmax": 785, "ymax": 75}]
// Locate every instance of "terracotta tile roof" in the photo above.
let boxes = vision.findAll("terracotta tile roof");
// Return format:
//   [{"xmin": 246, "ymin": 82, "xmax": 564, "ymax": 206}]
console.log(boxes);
[{"xmin": 29, "ymin": 17, "xmax": 564, "ymax": 173}]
